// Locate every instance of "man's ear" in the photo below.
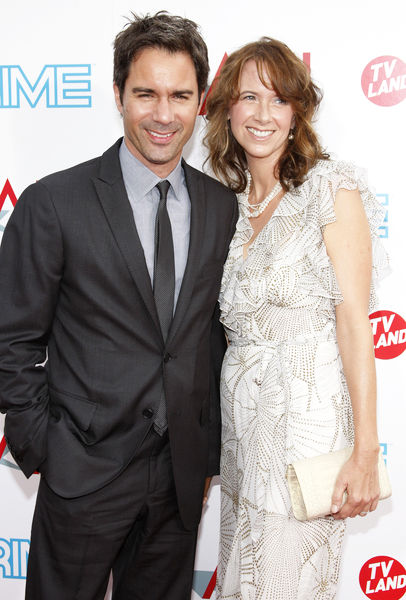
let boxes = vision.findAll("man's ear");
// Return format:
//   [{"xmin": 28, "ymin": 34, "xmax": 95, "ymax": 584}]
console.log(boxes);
[
  {"xmin": 197, "ymin": 91, "xmax": 205, "ymax": 113},
  {"xmin": 113, "ymin": 83, "xmax": 123, "ymax": 114}
]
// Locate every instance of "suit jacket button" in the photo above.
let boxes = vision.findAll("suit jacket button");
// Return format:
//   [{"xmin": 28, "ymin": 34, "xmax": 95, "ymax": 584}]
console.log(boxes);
[
  {"xmin": 163, "ymin": 353, "xmax": 172, "ymax": 363},
  {"xmin": 142, "ymin": 408, "xmax": 154, "ymax": 419}
]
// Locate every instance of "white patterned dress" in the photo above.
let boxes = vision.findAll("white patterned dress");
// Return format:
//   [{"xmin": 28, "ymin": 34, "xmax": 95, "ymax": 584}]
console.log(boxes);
[{"xmin": 217, "ymin": 160, "xmax": 389, "ymax": 600}]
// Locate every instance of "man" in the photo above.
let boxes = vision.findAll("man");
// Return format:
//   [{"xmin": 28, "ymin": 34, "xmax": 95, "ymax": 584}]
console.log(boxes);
[{"xmin": 0, "ymin": 12, "xmax": 237, "ymax": 600}]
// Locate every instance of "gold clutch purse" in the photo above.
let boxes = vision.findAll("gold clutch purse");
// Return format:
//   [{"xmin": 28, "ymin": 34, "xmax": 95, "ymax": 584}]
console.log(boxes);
[{"xmin": 286, "ymin": 446, "xmax": 392, "ymax": 521}]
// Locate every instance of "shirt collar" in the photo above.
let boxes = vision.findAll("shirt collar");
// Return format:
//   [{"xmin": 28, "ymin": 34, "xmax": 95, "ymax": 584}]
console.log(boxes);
[{"xmin": 119, "ymin": 139, "xmax": 184, "ymax": 201}]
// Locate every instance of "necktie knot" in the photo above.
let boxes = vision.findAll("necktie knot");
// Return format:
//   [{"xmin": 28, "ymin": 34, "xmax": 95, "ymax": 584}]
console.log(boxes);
[{"xmin": 156, "ymin": 180, "xmax": 170, "ymax": 201}]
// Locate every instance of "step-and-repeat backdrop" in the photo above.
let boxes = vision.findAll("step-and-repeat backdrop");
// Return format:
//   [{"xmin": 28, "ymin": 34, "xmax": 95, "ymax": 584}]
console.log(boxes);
[{"xmin": 1, "ymin": 1, "xmax": 405, "ymax": 598}]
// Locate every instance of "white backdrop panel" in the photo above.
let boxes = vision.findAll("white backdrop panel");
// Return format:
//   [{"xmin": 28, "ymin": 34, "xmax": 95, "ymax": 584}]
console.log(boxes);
[{"xmin": 0, "ymin": 1, "xmax": 405, "ymax": 599}]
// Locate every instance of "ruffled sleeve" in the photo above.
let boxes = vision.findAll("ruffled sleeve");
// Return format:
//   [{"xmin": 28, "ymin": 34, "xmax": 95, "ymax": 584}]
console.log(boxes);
[{"xmin": 312, "ymin": 160, "xmax": 390, "ymax": 311}]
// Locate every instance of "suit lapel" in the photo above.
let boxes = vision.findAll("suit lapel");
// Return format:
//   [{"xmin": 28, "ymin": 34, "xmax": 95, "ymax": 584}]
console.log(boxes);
[
  {"xmin": 168, "ymin": 160, "xmax": 206, "ymax": 345},
  {"xmin": 92, "ymin": 140, "xmax": 163, "ymax": 342}
]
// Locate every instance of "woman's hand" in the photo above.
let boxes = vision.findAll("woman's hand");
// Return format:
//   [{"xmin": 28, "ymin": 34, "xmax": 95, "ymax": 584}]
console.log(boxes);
[
  {"xmin": 331, "ymin": 447, "xmax": 380, "ymax": 519},
  {"xmin": 203, "ymin": 476, "xmax": 212, "ymax": 506}
]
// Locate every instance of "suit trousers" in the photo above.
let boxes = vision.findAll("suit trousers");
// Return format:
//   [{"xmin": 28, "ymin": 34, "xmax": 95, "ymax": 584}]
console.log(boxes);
[{"xmin": 25, "ymin": 428, "xmax": 198, "ymax": 600}]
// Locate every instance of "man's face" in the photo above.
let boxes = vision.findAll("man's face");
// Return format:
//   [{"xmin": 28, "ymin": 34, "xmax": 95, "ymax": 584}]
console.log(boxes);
[{"xmin": 114, "ymin": 47, "xmax": 203, "ymax": 177}]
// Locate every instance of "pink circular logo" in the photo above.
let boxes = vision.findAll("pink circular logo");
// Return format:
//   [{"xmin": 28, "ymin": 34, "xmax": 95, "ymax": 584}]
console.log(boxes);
[
  {"xmin": 369, "ymin": 310, "xmax": 406, "ymax": 359},
  {"xmin": 359, "ymin": 556, "xmax": 406, "ymax": 599},
  {"xmin": 361, "ymin": 55, "xmax": 406, "ymax": 106}
]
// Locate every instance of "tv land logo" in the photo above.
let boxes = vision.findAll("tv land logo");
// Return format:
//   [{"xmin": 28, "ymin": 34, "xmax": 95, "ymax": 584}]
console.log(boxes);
[
  {"xmin": 369, "ymin": 311, "xmax": 406, "ymax": 359},
  {"xmin": 360, "ymin": 556, "xmax": 406, "ymax": 599},
  {"xmin": 361, "ymin": 55, "xmax": 406, "ymax": 106},
  {"xmin": 0, "ymin": 538, "xmax": 30, "ymax": 579},
  {"xmin": 0, "ymin": 65, "xmax": 92, "ymax": 108}
]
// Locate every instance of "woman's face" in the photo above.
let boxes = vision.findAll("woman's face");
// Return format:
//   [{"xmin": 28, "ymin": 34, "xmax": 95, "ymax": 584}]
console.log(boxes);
[{"xmin": 228, "ymin": 60, "xmax": 295, "ymax": 168}]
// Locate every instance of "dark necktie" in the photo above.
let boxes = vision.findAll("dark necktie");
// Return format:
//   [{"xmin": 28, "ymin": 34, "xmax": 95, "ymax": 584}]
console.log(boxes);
[{"xmin": 153, "ymin": 180, "xmax": 174, "ymax": 433}]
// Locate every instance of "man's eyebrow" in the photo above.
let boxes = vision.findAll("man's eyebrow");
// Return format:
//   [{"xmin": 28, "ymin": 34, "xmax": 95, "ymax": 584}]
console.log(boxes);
[
  {"xmin": 172, "ymin": 89, "xmax": 195, "ymax": 95},
  {"xmin": 131, "ymin": 87, "xmax": 155, "ymax": 94},
  {"xmin": 131, "ymin": 87, "xmax": 195, "ymax": 95}
]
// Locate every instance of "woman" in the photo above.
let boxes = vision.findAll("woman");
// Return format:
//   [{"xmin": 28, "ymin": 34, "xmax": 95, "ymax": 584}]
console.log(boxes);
[{"xmin": 205, "ymin": 38, "xmax": 389, "ymax": 599}]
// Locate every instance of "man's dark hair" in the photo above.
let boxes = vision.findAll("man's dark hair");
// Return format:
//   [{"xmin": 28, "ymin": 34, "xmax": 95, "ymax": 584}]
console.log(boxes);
[{"xmin": 114, "ymin": 11, "xmax": 209, "ymax": 101}]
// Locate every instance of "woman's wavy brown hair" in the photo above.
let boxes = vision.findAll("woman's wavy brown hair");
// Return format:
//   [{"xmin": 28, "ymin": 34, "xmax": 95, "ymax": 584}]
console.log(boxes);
[{"xmin": 205, "ymin": 37, "xmax": 329, "ymax": 192}]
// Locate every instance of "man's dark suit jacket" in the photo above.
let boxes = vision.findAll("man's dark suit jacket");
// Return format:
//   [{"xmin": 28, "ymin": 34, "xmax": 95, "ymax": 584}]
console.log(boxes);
[{"xmin": 0, "ymin": 139, "xmax": 238, "ymax": 530}]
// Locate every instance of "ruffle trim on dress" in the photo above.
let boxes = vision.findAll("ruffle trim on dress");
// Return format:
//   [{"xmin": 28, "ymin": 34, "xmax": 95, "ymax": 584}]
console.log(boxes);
[
  {"xmin": 219, "ymin": 198, "xmax": 259, "ymax": 334},
  {"xmin": 219, "ymin": 257, "xmax": 259, "ymax": 335},
  {"xmin": 300, "ymin": 239, "xmax": 344, "ymax": 306}
]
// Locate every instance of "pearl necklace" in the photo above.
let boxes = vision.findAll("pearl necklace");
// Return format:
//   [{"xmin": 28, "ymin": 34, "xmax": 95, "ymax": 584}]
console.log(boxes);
[{"xmin": 239, "ymin": 171, "xmax": 282, "ymax": 218}]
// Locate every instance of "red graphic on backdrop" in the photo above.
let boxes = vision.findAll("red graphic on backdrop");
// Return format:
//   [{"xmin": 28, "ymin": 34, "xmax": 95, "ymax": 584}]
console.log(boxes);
[
  {"xmin": 359, "ymin": 556, "xmax": 406, "ymax": 599},
  {"xmin": 203, "ymin": 568, "xmax": 217, "ymax": 598},
  {"xmin": 200, "ymin": 53, "xmax": 228, "ymax": 116},
  {"xmin": 369, "ymin": 311, "xmax": 406, "ymax": 359},
  {"xmin": 200, "ymin": 52, "xmax": 311, "ymax": 116},
  {"xmin": 0, "ymin": 435, "xmax": 6, "ymax": 460},
  {"xmin": 361, "ymin": 56, "xmax": 406, "ymax": 106},
  {"xmin": 302, "ymin": 52, "xmax": 311, "ymax": 71},
  {"xmin": 0, "ymin": 179, "xmax": 18, "ymax": 210}
]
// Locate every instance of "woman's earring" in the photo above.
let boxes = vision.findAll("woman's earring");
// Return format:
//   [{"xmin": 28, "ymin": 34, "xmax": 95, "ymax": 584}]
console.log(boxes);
[{"xmin": 288, "ymin": 129, "xmax": 294, "ymax": 141}]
